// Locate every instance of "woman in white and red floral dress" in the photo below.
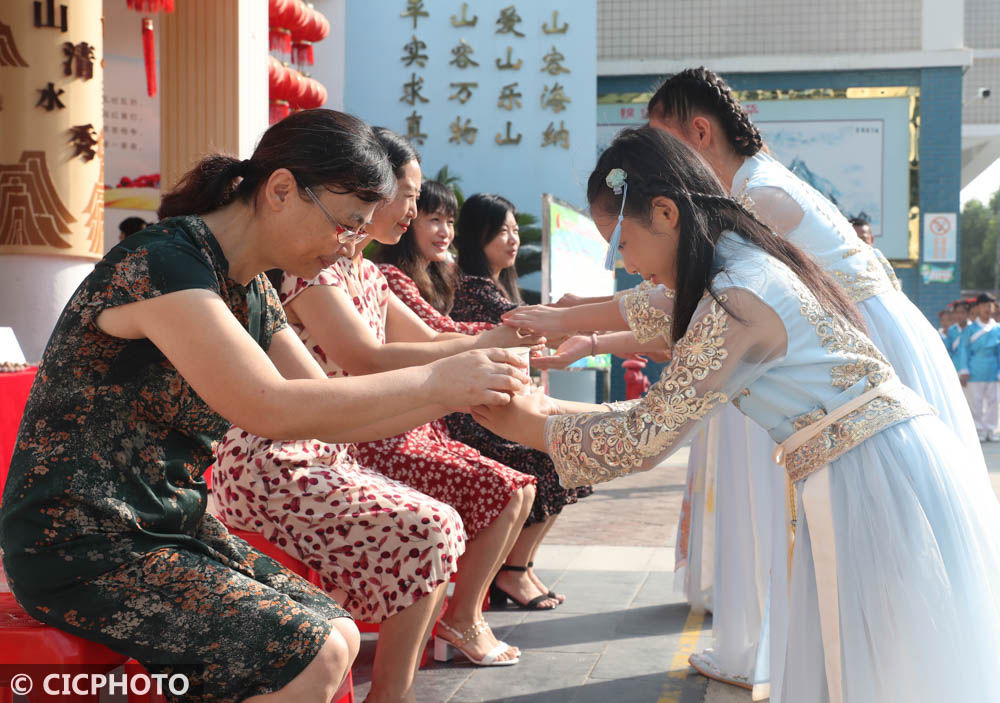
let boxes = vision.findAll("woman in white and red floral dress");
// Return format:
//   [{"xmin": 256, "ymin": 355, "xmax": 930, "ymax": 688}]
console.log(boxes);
[{"xmin": 220, "ymin": 129, "xmax": 542, "ymax": 674}]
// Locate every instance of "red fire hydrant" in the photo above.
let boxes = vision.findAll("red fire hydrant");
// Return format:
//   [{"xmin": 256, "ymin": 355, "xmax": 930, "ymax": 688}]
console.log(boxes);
[{"xmin": 622, "ymin": 358, "xmax": 651, "ymax": 400}]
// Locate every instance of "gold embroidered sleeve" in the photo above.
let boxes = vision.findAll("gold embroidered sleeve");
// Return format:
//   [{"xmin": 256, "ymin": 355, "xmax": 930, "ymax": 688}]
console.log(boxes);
[
  {"xmin": 619, "ymin": 285, "xmax": 675, "ymax": 344},
  {"xmin": 546, "ymin": 290, "xmax": 787, "ymax": 488},
  {"xmin": 613, "ymin": 279, "xmax": 655, "ymax": 301}
]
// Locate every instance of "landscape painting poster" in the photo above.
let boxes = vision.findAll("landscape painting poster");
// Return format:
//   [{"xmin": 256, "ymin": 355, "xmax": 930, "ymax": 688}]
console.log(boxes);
[{"xmin": 757, "ymin": 120, "xmax": 884, "ymax": 238}]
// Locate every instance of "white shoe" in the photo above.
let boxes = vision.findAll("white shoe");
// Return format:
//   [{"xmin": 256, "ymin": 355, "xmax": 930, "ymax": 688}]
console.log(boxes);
[
  {"xmin": 688, "ymin": 649, "xmax": 752, "ymax": 690},
  {"xmin": 433, "ymin": 620, "xmax": 519, "ymax": 667}
]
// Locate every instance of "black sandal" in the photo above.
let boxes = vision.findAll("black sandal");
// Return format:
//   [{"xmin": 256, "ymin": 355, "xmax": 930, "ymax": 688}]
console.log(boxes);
[
  {"xmin": 489, "ymin": 565, "xmax": 558, "ymax": 610},
  {"xmin": 528, "ymin": 561, "xmax": 565, "ymax": 603}
]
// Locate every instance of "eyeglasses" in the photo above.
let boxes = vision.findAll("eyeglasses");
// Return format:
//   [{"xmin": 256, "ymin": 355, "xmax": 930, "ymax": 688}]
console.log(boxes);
[{"xmin": 303, "ymin": 186, "xmax": 369, "ymax": 244}]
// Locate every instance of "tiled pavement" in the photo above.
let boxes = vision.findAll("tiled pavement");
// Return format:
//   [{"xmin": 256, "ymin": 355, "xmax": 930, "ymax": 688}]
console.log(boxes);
[{"xmin": 350, "ymin": 441, "xmax": 1000, "ymax": 703}]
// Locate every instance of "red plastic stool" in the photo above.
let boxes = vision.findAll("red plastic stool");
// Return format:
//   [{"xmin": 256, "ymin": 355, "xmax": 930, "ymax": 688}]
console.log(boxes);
[
  {"xmin": 124, "ymin": 660, "xmax": 354, "ymax": 703},
  {"xmin": 0, "ymin": 592, "xmax": 127, "ymax": 703}
]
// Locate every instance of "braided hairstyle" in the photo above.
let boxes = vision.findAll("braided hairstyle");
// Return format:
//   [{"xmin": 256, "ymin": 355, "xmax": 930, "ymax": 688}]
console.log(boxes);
[
  {"xmin": 588, "ymin": 126, "xmax": 864, "ymax": 342},
  {"xmin": 647, "ymin": 67, "xmax": 763, "ymax": 157}
]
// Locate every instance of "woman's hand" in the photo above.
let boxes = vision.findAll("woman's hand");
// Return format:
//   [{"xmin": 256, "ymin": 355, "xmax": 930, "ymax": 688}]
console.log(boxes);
[
  {"xmin": 475, "ymin": 324, "xmax": 546, "ymax": 350},
  {"xmin": 532, "ymin": 335, "xmax": 593, "ymax": 370},
  {"xmin": 428, "ymin": 348, "xmax": 530, "ymax": 409},
  {"xmin": 501, "ymin": 305, "xmax": 574, "ymax": 337},
  {"xmin": 471, "ymin": 390, "xmax": 550, "ymax": 451}
]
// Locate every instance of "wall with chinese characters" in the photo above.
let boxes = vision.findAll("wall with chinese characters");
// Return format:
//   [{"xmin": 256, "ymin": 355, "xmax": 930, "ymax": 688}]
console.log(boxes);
[
  {"xmin": 0, "ymin": 0, "xmax": 105, "ymax": 361},
  {"xmin": 343, "ymin": 1, "xmax": 596, "ymax": 219}
]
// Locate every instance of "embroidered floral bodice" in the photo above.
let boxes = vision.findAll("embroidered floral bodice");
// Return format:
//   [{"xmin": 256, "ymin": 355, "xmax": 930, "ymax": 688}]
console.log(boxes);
[
  {"xmin": 546, "ymin": 232, "xmax": 930, "ymax": 488},
  {"xmin": 732, "ymin": 152, "xmax": 900, "ymax": 303}
]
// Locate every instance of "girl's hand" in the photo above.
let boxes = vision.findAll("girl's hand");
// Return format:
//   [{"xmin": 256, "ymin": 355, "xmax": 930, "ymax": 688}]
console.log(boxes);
[
  {"xmin": 429, "ymin": 348, "xmax": 529, "ymax": 409},
  {"xmin": 475, "ymin": 324, "xmax": 546, "ymax": 350},
  {"xmin": 531, "ymin": 335, "xmax": 592, "ymax": 370},
  {"xmin": 470, "ymin": 390, "xmax": 550, "ymax": 450},
  {"xmin": 552, "ymin": 293, "xmax": 584, "ymax": 308},
  {"xmin": 501, "ymin": 305, "xmax": 573, "ymax": 336}
]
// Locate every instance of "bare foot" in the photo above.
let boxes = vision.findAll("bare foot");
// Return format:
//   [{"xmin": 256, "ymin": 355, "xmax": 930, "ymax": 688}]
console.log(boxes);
[
  {"xmin": 527, "ymin": 565, "xmax": 565, "ymax": 604},
  {"xmin": 494, "ymin": 568, "xmax": 559, "ymax": 609}
]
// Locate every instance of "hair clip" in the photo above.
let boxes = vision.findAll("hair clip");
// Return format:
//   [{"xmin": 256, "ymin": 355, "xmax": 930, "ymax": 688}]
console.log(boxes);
[
  {"xmin": 603, "ymin": 175, "xmax": 628, "ymax": 271},
  {"xmin": 605, "ymin": 168, "xmax": 627, "ymax": 195}
]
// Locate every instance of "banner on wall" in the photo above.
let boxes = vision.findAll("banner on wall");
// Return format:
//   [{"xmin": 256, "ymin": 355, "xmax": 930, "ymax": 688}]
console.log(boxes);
[{"xmin": 541, "ymin": 193, "xmax": 614, "ymax": 370}]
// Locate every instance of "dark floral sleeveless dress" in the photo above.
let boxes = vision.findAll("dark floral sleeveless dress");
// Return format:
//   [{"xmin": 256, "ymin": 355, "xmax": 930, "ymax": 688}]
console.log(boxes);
[
  {"xmin": 446, "ymin": 273, "xmax": 593, "ymax": 524},
  {"xmin": 0, "ymin": 215, "xmax": 349, "ymax": 703}
]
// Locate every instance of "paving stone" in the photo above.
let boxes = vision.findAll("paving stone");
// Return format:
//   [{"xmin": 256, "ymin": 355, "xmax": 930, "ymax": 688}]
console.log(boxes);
[{"xmin": 448, "ymin": 651, "xmax": 599, "ymax": 702}]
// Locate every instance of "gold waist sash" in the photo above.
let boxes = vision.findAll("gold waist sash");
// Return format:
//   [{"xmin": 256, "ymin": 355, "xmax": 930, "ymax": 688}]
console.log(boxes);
[{"xmin": 774, "ymin": 380, "xmax": 933, "ymax": 483}]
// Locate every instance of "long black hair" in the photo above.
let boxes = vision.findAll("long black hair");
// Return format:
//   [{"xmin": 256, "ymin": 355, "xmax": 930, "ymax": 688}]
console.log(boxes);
[
  {"xmin": 159, "ymin": 109, "xmax": 396, "ymax": 219},
  {"xmin": 455, "ymin": 193, "xmax": 522, "ymax": 304},
  {"xmin": 588, "ymin": 126, "xmax": 864, "ymax": 342},
  {"xmin": 373, "ymin": 180, "xmax": 459, "ymax": 314},
  {"xmin": 372, "ymin": 126, "xmax": 421, "ymax": 176},
  {"xmin": 647, "ymin": 67, "xmax": 763, "ymax": 157}
]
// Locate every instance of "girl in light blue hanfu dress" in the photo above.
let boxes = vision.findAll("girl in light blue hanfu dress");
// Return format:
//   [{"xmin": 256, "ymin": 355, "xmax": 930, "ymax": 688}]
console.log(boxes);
[{"xmin": 480, "ymin": 126, "xmax": 1000, "ymax": 703}]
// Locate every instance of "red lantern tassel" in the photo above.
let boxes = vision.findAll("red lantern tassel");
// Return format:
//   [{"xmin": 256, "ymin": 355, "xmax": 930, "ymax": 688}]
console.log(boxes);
[
  {"xmin": 270, "ymin": 100, "xmax": 291, "ymax": 125},
  {"xmin": 270, "ymin": 27, "xmax": 292, "ymax": 56},
  {"xmin": 141, "ymin": 17, "xmax": 157, "ymax": 97},
  {"xmin": 292, "ymin": 41, "xmax": 313, "ymax": 66}
]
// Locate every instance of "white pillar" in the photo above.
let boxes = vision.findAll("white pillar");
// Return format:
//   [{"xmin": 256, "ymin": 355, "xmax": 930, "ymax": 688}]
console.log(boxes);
[
  {"xmin": 0, "ymin": 0, "xmax": 104, "ymax": 361},
  {"xmin": 159, "ymin": 0, "xmax": 268, "ymax": 190}
]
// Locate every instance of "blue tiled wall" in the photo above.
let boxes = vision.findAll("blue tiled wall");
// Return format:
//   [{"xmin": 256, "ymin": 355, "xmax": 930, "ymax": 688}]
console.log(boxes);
[{"xmin": 599, "ymin": 66, "xmax": 965, "ymax": 399}]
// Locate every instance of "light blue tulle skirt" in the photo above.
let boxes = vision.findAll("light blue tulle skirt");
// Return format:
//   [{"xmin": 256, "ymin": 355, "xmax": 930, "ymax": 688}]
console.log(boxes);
[
  {"xmin": 778, "ymin": 414, "xmax": 1000, "ymax": 702},
  {"xmin": 685, "ymin": 287, "xmax": 992, "ymax": 695}
]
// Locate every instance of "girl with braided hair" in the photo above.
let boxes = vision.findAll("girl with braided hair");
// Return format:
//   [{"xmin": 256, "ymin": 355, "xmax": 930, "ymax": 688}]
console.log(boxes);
[
  {"xmin": 506, "ymin": 66, "xmax": 985, "ymax": 694},
  {"xmin": 477, "ymin": 125, "xmax": 1000, "ymax": 703}
]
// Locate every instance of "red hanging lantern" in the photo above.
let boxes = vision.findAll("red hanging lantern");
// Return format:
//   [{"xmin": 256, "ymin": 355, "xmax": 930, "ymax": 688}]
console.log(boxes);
[
  {"xmin": 126, "ymin": 0, "xmax": 174, "ymax": 10},
  {"xmin": 268, "ymin": 0, "xmax": 291, "ymax": 24},
  {"xmin": 125, "ymin": 0, "xmax": 175, "ymax": 97},
  {"xmin": 291, "ymin": 5, "xmax": 330, "ymax": 67},
  {"xmin": 141, "ymin": 17, "xmax": 156, "ymax": 96}
]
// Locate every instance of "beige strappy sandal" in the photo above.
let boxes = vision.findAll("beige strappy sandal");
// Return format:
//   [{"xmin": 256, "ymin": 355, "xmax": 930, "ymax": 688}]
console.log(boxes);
[{"xmin": 433, "ymin": 619, "xmax": 520, "ymax": 667}]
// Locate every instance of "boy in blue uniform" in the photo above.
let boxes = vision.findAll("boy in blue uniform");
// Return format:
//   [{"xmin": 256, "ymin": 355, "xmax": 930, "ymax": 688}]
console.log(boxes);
[
  {"xmin": 946, "ymin": 301, "xmax": 969, "ymax": 370},
  {"xmin": 958, "ymin": 293, "xmax": 1000, "ymax": 441}
]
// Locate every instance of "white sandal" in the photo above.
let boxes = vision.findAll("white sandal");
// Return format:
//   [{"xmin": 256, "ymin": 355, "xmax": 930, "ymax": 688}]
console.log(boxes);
[
  {"xmin": 688, "ymin": 649, "xmax": 752, "ymax": 690},
  {"xmin": 433, "ymin": 620, "xmax": 520, "ymax": 666}
]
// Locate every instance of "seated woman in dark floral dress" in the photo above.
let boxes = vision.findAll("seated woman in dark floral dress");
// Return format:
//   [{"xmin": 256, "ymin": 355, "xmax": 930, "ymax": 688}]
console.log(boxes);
[
  {"xmin": 0, "ymin": 110, "xmax": 528, "ymax": 703},
  {"xmin": 409, "ymin": 191, "xmax": 592, "ymax": 608}
]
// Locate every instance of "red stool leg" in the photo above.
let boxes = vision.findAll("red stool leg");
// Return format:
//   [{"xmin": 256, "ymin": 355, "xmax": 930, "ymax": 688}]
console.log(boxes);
[{"xmin": 331, "ymin": 670, "xmax": 354, "ymax": 703}]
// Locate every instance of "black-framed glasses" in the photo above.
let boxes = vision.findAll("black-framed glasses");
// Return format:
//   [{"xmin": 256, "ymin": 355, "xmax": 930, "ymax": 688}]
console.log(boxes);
[{"xmin": 303, "ymin": 186, "xmax": 369, "ymax": 244}]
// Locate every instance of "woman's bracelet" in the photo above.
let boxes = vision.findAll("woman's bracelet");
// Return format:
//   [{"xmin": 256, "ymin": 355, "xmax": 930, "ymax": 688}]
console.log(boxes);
[{"xmin": 590, "ymin": 332, "xmax": 598, "ymax": 357}]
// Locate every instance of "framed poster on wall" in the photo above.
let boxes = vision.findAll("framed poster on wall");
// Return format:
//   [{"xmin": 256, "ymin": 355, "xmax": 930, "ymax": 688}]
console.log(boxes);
[{"xmin": 597, "ymin": 87, "xmax": 919, "ymax": 261}]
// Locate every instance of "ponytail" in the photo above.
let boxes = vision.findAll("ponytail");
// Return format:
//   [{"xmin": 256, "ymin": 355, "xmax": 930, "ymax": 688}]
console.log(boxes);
[
  {"xmin": 157, "ymin": 155, "xmax": 245, "ymax": 219},
  {"xmin": 647, "ymin": 67, "xmax": 763, "ymax": 157},
  {"xmin": 157, "ymin": 109, "xmax": 395, "ymax": 221}
]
